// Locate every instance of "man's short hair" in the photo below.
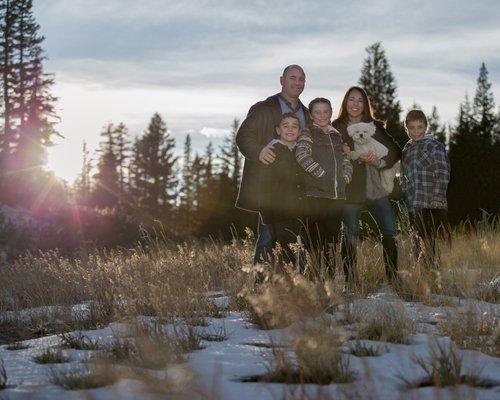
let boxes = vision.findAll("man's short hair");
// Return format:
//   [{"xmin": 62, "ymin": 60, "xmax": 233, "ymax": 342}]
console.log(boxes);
[
  {"xmin": 282, "ymin": 64, "xmax": 305, "ymax": 78},
  {"xmin": 405, "ymin": 109, "xmax": 428, "ymax": 128}
]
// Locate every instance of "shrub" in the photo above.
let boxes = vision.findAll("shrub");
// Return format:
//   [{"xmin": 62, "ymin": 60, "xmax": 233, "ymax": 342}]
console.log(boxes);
[
  {"xmin": 402, "ymin": 340, "xmax": 496, "ymax": 388},
  {"xmin": 33, "ymin": 348, "xmax": 69, "ymax": 364}
]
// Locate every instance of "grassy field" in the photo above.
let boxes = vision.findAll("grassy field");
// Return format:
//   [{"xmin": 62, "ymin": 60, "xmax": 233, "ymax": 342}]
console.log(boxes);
[{"xmin": 0, "ymin": 217, "xmax": 498, "ymax": 398}]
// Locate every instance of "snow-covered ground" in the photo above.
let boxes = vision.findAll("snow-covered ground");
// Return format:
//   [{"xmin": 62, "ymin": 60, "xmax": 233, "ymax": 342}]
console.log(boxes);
[{"xmin": 1, "ymin": 290, "xmax": 499, "ymax": 400}]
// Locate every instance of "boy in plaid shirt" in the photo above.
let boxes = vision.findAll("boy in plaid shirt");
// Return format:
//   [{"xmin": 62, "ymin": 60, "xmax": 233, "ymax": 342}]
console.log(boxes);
[{"xmin": 401, "ymin": 109, "xmax": 450, "ymax": 266}]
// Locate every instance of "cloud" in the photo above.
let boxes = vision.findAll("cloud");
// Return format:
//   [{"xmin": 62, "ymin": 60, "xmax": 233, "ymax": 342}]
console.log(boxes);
[
  {"xmin": 199, "ymin": 127, "xmax": 231, "ymax": 139},
  {"xmin": 36, "ymin": 0, "xmax": 500, "ymax": 181}
]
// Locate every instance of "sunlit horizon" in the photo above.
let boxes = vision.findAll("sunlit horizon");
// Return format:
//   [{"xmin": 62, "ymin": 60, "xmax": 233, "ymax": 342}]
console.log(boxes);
[{"xmin": 37, "ymin": 0, "xmax": 500, "ymax": 183}]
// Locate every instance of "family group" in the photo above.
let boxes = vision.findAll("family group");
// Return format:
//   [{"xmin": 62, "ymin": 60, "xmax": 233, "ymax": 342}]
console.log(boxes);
[{"xmin": 235, "ymin": 65, "xmax": 450, "ymax": 288}]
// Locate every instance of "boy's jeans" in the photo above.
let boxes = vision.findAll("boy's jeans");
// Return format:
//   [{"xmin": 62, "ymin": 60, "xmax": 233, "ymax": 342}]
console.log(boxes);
[{"xmin": 253, "ymin": 214, "xmax": 274, "ymax": 264}]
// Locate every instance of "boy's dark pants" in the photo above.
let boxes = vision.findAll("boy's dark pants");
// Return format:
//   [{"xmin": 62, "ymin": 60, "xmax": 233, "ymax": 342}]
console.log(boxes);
[
  {"xmin": 302, "ymin": 197, "xmax": 344, "ymax": 278},
  {"xmin": 409, "ymin": 208, "xmax": 450, "ymax": 267},
  {"xmin": 270, "ymin": 219, "xmax": 302, "ymax": 267},
  {"xmin": 253, "ymin": 214, "xmax": 274, "ymax": 264}
]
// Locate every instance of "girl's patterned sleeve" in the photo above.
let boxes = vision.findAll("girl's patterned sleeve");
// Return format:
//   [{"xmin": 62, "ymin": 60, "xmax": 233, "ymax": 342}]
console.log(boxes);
[
  {"xmin": 343, "ymin": 154, "xmax": 353, "ymax": 183},
  {"xmin": 431, "ymin": 142, "xmax": 450, "ymax": 206},
  {"xmin": 295, "ymin": 129, "xmax": 325, "ymax": 178}
]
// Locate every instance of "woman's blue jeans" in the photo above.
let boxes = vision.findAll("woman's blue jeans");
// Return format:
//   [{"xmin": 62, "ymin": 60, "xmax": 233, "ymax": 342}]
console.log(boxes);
[
  {"xmin": 343, "ymin": 196, "xmax": 397, "ymax": 243},
  {"xmin": 342, "ymin": 196, "xmax": 398, "ymax": 282}
]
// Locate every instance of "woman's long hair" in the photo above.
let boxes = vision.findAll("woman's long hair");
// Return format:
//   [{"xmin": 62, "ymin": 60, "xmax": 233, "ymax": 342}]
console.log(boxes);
[{"xmin": 334, "ymin": 86, "xmax": 385, "ymax": 127}]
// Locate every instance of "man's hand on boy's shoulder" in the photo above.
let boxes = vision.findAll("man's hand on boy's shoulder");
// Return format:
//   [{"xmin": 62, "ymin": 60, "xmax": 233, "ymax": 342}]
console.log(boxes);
[{"xmin": 259, "ymin": 145, "xmax": 276, "ymax": 165}]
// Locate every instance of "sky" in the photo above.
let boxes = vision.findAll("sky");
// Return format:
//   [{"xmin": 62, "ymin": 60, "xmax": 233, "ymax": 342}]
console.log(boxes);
[{"xmin": 33, "ymin": 0, "xmax": 500, "ymax": 183}]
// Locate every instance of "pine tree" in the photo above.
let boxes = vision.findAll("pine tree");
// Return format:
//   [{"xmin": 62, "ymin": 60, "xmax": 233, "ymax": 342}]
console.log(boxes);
[
  {"xmin": 428, "ymin": 106, "xmax": 447, "ymax": 145},
  {"xmin": 219, "ymin": 118, "xmax": 241, "ymax": 189},
  {"xmin": 178, "ymin": 134, "xmax": 197, "ymax": 234},
  {"xmin": 179, "ymin": 134, "xmax": 194, "ymax": 209},
  {"xmin": 473, "ymin": 62, "xmax": 496, "ymax": 140},
  {"xmin": 74, "ymin": 140, "xmax": 92, "ymax": 204},
  {"xmin": 449, "ymin": 63, "xmax": 500, "ymax": 222},
  {"xmin": 129, "ymin": 113, "xmax": 178, "ymax": 221},
  {"xmin": 1, "ymin": 0, "xmax": 58, "ymax": 168},
  {"xmin": 92, "ymin": 123, "xmax": 120, "ymax": 208},
  {"xmin": 0, "ymin": 0, "xmax": 16, "ymax": 164},
  {"xmin": 204, "ymin": 141, "xmax": 214, "ymax": 183},
  {"xmin": 196, "ymin": 142, "xmax": 218, "ymax": 235},
  {"xmin": 495, "ymin": 106, "xmax": 500, "ymax": 144},
  {"xmin": 359, "ymin": 42, "xmax": 406, "ymax": 147},
  {"xmin": 113, "ymin": 122, "xmax": 130, "ymax": 200},
  {"xmin": 0, "ymin": 0, "xmax": 59, "ymax": 207}
]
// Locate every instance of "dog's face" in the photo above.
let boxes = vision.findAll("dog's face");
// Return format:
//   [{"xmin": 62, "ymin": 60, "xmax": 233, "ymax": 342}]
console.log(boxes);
[{"xmin": 347, "ymin": 122, "xmax": 376, "ymax": 145}]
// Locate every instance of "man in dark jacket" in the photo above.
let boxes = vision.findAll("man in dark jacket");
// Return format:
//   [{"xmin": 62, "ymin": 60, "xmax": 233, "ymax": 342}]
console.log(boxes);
[{"xmin": 235, "ymin": 65, "xmax": 310, "ymax": 264}]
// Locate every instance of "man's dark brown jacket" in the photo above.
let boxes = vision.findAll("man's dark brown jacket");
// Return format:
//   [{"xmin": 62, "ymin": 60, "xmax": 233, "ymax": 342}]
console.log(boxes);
[{"xmin": 235, "ymin": 93, "xmax": 310, "ymax": 212}]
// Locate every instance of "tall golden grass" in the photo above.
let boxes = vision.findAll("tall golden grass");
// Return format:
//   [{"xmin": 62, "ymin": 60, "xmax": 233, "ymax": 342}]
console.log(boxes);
[{"xmin": 0, "ymin": 216, "xmax": 498, "ymax": 398}]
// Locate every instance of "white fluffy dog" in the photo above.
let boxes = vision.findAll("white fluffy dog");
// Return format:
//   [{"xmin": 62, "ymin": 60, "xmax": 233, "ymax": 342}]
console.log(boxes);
[{"xmin": 347, "ymin": 122, "xmax": 400, "ymax": 194}]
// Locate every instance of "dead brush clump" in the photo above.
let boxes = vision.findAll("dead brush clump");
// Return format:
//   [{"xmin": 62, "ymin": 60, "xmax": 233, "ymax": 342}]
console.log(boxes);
[
  {"xmin": 442, "ymin": 216, "xmax": 500, "ymax": 270},
  {"xmin": 0, "ymin": 358, "xmax": 7, "ymax": 389},
  {"xmin": 198, "ymin": 322, "xmax": 230, "ymax": 342},
  {"xmin": 431, "ymin": 216, "xmax": 499, "ymax": 302},
  {"xmin": 402, "ymin": 340, "xmax": 497, "ymax": 389},
  {"xmin": 241, "ymin": 318, "xmax": 354, "ymax": 385},
  {"xmin": 355, "ymin": 237, "xmax": 389, "ymax": 295},
  {"xmin": 343, "ymin": 340, "xmax": 388, "ymax": 357},
  {"xmin": 69, "ymin": 301, "xmax": 114, "ymax": 331},
  {"xmin": 437, "ymin": 305, "xmax": 499, "ymax": 356},
  {"xmin": 354, "ymin": 300, "xmax": 415, "ymax": 344},
  {"xmin": 0, "ymin": 312, "xmax": 70, "ymax": 345},
  {"xmin": 242, "ymin": 265, "xmax": 343, "ymax": 330},
  {"xmin": 173, "ymin": 325, "xmax": 205, "ymax": 353},
  {"xmin": 103, "ymin": 321, "xmax": 203, "ymax": 370},
  {"xmin": 5, "ymin": 341, "xmax": 30, "ymax": 350},
  {"xmin": 125, "ymin": 322, "xmax": 183, "ymax": 369},
  {"xmin": 59, "ymin": 332, "xmax": 101, "ymax": 350},
  {"xmin": 33, "ymin": 347, "xmax": 69, "ymax": 364},
  {"xmin": 51, "ymin": 361, "xmax": 119, "ymax": 390},
  {"xmin": 393, "ymin": 262, "xmax": 435, "ymax": 303}
]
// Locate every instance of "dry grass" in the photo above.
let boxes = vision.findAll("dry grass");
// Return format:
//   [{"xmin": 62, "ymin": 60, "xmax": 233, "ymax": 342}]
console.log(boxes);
[
  {"xmin": 198, "ymin": 323, "xmax": 230, "ymax": 342},
  {"xmin": 51, "ymin": 362, "xmax": 119, "ymax": 390},
  {"xmin": 33, "ymin": 347, "xmax": 69, "ymax": 364},
  {"xmin": 343, "ymin": 340, "xmax": 388, "ymax": 357},
  {"xmin": 0, "ymin": 358, "xmax": 6, "ymax": 390},
  {"xmin": 241, "ymin": 319, "xmax": 354, "ymax": 385},
  {"xmin": 353, "ymin": 300, "xmax": 415, "ymax": 344},
  {"xmin": 242, "ymin": 265, "xmax": 343, "ymax": 329},
  {"xmin": 0, "ymin": 219, "xmax": 499, "ymax": 397},
  {"xmin": 402, "ymin": 340, "xmax": 497, "ymax": 389},
  {"xmin": 59, "ymin": 332, "xmax": 101, "ymax": 350},
  {"xmin": 102, "ymin": 321, "xmax": 205, "ymax": 370},
  {"xmin": 0, "ymin": 234, "xmax": 251, "ymax": 319},
  {"xmin": 437, "ymin": 305, "xmax": 499, "ymax": 356},
  {"xmin": 5, "ymin": 341, "xmax": 30, "ymax": 350}
]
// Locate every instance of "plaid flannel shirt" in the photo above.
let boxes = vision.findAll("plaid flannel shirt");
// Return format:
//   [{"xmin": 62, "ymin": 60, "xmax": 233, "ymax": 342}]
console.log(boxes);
[{"xmin": 401, "ymin": 135, "xmax": 450, "ymax": 211}]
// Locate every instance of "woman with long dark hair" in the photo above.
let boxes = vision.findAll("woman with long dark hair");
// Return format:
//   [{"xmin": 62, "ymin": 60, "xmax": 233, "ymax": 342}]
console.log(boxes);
[{"xmin": 332, "ymin": 87, "xmax": 401, "ymax": 286}]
